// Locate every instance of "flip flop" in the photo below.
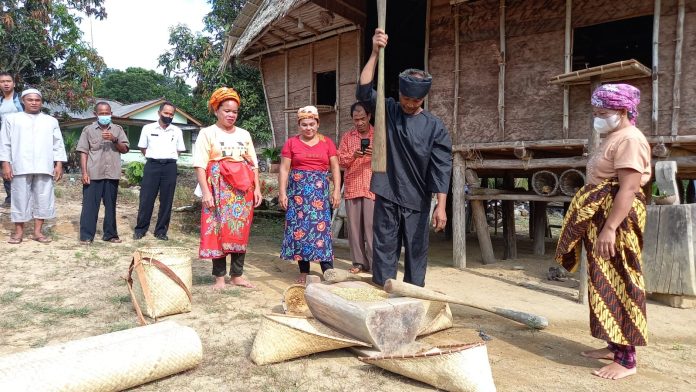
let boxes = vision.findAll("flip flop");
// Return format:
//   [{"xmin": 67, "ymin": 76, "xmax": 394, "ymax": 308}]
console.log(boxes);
[
  {"xmin": 8, "ymin": 236, "xmax": 22, "ymax": 244},
  {"xmin": 32, "ymin": 235, "xmax": 52, "ymax": 244}
]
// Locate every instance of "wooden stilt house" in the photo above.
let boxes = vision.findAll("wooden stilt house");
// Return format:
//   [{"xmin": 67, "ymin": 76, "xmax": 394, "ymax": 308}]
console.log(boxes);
[{"xmin": 222, "ymin": 0, "xmax": 696, "ymax": 271}]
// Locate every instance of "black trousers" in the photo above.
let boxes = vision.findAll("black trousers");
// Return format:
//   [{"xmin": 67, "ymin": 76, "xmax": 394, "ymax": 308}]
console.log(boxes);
[
  {"xmin": 80, "ymin": 179, "xmax": 119, "ymax": 241},
  {"xmin": 212, "ymin": 253, "xmax": 246, "ymax": 277},
  {"xmin": 3, "ymin": 178, "xmax": 10, "ymax": 204},
  {"xmin": 371, "ymin": 195, "xmax": 431, "ymax": 287},
  {"xmin": 135, "ymin": 160, "xmax": 177, "ymax": 237},
  {"xmin": 297, "ymin": 260, "xmax": 333, "ymax": 274}
]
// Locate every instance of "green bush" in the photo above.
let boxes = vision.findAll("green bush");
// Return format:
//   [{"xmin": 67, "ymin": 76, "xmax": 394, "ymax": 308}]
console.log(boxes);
[
  {"xmin": 260, "ymin": 147, "xmax": 282, "ymax": 163},
  {"xmin": 125, "ymin": 162, "xmax": 145, "ymax": 185}
]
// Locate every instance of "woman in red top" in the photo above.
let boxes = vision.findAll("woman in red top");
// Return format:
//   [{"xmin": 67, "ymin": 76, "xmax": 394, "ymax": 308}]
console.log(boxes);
[{"xmin": 279, "ymin": 106, "xmax": 341, "ymax": 283}]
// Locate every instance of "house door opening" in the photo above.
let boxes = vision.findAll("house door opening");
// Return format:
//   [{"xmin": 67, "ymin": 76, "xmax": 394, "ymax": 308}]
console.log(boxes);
[{"xmin": 364, "ymin": 0, "xmax": 427, "ymax": 101}]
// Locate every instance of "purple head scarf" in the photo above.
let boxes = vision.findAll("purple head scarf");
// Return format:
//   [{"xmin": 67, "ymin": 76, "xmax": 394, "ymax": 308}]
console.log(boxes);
[{"xmin": 591, "ymin": 83, "xmax": 641, "ymax": 125}]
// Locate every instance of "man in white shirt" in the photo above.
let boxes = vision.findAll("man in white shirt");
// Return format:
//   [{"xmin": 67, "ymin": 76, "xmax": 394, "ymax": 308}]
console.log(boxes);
[
  {"xmin": 133, "ymin": 101, "xmax": 186, "ymax": 240},
  {"xmin": 0, "ymin": 72, "xmax": 23, "ymax": 206},
  {"xmin": 0, "ymin": 88, "xmax": 67, "ymax": 244}
]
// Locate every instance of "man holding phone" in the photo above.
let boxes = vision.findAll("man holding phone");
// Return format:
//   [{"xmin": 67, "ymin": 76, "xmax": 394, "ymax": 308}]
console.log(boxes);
[{"xmin": 337, "ymin": 101, "xmax": 375, "ymax": 274}]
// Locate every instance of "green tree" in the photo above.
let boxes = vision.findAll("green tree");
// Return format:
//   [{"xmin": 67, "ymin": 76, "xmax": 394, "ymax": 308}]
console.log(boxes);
[
  {"xmin": 158, "ymin": 0, "xmax": 271, "ymax": 143},
  {"xmin": 94, "ymin": 67, "xmax": 210, "ymax": 122},
  {"xmin": 0, "ymin": 0, "xmax": 107, "ymax": 110}
]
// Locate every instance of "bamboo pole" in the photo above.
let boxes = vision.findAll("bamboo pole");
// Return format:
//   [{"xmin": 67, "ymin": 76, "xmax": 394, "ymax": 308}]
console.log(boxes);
[
  {"xmin": 258, "ymin": 56, "xmax": 276, "ymax": 148},
  {"xmin": 498, "ymin": 0, "xmax": 506, "ymax": 140},
  {"xmin": 309, "ymin": 42, "xmax": 314, "ymax": 105},
  {"xmin": 562, "ymin": 0, "xmax": 572, "ymax": 139},
  {"xmin": 671, "ymin": 0, "xmax": 685, "ymax": 136},
  {"xmin": 372, "ymin": 0, "xmax": 387, "ymax": 173},
  {"xmin": 453, "ymin": 4, "xmax": 460, "ymax": 138},
  {"xmin": 652, "ymin": 0, "xmax": 661, "ymax": 135},
  {"xmin": 284, "ymin": 51, "xmax": 289, "ymax": 141},
  {"xmin": 424, "ymin": 0, "xmax": 431, "ymax": 110},
  {"xmin": 453, "ymin": 153, "xmax": 466, "ymax": 269},
  {"xmin": 336, "ymin": 34, "xmax": 341, "ymax": 143}
]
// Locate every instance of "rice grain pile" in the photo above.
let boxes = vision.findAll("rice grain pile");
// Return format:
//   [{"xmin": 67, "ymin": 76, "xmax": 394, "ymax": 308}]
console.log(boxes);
[{"xmin": 332, "ymin": 287, "xmax": 388, "ymax": 302}]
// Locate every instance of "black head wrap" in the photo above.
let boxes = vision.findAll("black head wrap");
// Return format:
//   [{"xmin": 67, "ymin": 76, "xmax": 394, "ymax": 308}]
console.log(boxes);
[{"xmin": 398, "ymin": 69, "xmax": 432, "ymax": 99}]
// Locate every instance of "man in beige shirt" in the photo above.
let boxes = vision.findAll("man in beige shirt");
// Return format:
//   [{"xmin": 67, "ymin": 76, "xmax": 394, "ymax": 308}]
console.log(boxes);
[{"xmin": 76, "ymin": 102, "xmax": 129, "ymax": 244}]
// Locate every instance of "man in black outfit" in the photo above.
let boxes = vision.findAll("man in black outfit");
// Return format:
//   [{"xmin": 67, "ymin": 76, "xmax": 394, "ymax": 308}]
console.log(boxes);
[{"xmin": 357, "ymin": 29, "xmax": 453, "ymax": 287}]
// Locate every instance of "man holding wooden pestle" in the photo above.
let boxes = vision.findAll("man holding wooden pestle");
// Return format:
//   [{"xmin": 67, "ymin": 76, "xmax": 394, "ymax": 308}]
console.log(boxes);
[{"xmin": 357, "ymin": 28, "xmax": 452, "ymax": 287}]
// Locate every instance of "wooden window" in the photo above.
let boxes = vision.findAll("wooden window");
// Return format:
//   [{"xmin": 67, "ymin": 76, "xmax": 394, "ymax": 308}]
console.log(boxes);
[{"xmin": 315, "ymin": 71, "xmax": 336, "ymax": 107}]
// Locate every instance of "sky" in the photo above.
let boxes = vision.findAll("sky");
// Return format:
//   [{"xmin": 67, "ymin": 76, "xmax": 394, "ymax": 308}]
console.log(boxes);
[{"xmin": 79, "ymin": 0, "xmax": 212, "ymax": 77}]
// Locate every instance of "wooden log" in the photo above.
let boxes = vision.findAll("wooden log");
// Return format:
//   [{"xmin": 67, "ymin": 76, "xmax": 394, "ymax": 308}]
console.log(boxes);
[
  {"xmin": 655, "ymin": 161, "xmax": 680, "ymax": 204},
  {"xmin": 498, "ymin": 0, "xmax": 506, "ymax": 140},
  {"xmin": 453, "ymin": 153, "xmax": 467, "ymax": 269},
  {"xmin": 304, "ymin": 281, "xmax": 426, "ymax": 354},
  {"xmin": 502, "ymin": 173, "xmax": 516, "ymax": 259},
  {"xmin": 471, "ymin": 200, "xmax": 495, "ymax": 264},
  {"xmin": 465, "ymin": 156, "xmax": 587, "ymax": 171},
  {"xmin": 452, "ymin": 3, "xmax": 460, "ymax": 136},
  {"xmin": 671, "ymin": 0, "xmax": 685, "ymax": 136},
  {"xmin": 562, "ymin": 0, "xmax": 572, "ymax": 139},
  {"xmin": 532, "ymin": 201, "xmax": 547, "ymax": 255}
]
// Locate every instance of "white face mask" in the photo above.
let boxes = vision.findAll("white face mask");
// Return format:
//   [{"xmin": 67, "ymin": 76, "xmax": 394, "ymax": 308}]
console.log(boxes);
[{"xmin": 593, "ymin": 113, "xmax": 621, "ymax": 133}]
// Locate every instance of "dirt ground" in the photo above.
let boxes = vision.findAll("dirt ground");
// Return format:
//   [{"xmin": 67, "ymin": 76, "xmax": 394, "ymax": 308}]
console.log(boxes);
[{"xmin": 1, "ymin": 173, "xmax": 695, "ymax": 392}]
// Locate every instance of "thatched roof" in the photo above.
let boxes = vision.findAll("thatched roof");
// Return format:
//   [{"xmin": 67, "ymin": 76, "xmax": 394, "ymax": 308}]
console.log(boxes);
[
  {"xmin": 220, "ymin": 0, "xmax": 362, "ymax": 68},
  {"xmin": 221, "ymin": 0, "xmax": 306, "ymax": 69}
]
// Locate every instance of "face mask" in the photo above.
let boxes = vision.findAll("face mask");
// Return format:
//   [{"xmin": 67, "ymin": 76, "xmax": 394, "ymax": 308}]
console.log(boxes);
[
  {"xmin": 593, "ymin": 113, "xmax": 620, "ymax": 133},
  {"xmin": 97, "ymin": 115, "xmax": 111, "ymax": 125},
  {"xmin": 160, "ymin": 115, "xmax": 173, "ymax": 125}
]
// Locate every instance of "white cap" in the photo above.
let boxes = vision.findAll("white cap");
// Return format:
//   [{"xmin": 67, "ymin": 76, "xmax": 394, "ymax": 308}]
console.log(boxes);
[{"xmin": 21, "ymin": 88, "xmax": 42, "ymax": 98}]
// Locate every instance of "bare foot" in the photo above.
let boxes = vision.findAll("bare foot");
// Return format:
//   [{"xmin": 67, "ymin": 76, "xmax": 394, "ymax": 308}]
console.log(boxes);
[
  {"xmin": 212, "ymin": 276, "xmax": 226, "ymax": 290},
  {"xmin": 231, "ymin": 276, "xmax": 256, "ymax": 289},
  {"xmin": 580, "ymin": 347, "xmax": 613, "ymax": 360},
  {"xmin": 592, "ymin": 362, "xmax": 636, "ymax": 380},
  {"xmin": 295, "ymin": 273, "xmax": 307, "ymax": 284}
]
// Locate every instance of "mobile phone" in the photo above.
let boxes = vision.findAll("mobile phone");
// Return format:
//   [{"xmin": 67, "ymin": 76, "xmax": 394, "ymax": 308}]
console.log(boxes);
[{"xmin": 360, "ymin": 138, "xmax": 370, "ymax": 153}]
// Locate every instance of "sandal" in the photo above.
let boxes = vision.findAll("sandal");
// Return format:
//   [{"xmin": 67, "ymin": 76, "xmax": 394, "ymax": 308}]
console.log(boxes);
[
  {"xmin": 104, "ymin": 237, "xmax": 122, "ymax": 243},
  {"xmin": 8, "ymin": 236, "xmax": 22, "ymax": 244},
  {"xmin": 32, "ymin": 235, "xmax": 52, "ymax": 244}
]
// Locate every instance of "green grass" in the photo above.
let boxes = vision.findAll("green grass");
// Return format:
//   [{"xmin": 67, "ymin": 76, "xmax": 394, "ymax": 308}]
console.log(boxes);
[
  {"xmin": 23, "ymin": 302, "xmax": 92, "ymax": 317},
  {"xmin": 193, "ymin": 274, "xmax": 214, "ymax": 285},
  {"xmin": 109, "ymin": 294, "xmax": 131, "ymax": 305},
  {"xmin": 0, "ymin": 312, "xmax": 31, "ymax": 329},
  {"xmin": 106, "ymin": 321, "xmax": 137, "ymax": 333},
  {"xmin": 251, "ymin": 215, "xmax": 285, "ymax": 239},
  {"xmin": 0, "ymin": 291, "xmax": 22, "ymax": 304},
  {"xmin": 222, "ymin": 288, "xmax": 242, "ymax": 297},
  {"xmin": 117, "ymin": 187, "xmax": 139, "ymax": 204}
]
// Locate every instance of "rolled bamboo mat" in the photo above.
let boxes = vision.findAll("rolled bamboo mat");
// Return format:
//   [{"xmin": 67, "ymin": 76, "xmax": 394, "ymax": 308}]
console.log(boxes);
[{"xmin": 0, "ymin": 321, "xmax": 202, "ymax": 391}]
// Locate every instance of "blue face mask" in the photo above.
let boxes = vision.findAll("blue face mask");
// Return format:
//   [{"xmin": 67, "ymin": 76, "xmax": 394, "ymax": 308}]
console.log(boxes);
[{"xmin": 97, "ymin": 115, "xmax": 111, "ymax": 125}]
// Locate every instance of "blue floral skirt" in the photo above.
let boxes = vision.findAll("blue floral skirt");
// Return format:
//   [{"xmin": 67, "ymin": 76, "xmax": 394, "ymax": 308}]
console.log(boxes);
[{"xmin": 280, "ymin": 169, "xmax": 334, "ymax": 263}]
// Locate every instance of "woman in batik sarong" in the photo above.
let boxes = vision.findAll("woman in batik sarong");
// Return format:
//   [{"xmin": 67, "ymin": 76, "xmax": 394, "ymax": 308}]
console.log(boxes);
[
  {"xmin": 279, "ymin": 106, "xmax": 341, "ymax": 284},
  {"xmin": 193, "ymin": 87, "xmax": 263, "ymax": 290},
  {"xmin": 556, "ymin": 83, "xmax": 651, "ymax": 379}
]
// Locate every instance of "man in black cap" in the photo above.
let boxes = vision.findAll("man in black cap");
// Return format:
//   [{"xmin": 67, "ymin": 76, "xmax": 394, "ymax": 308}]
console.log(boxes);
[{"xmin": 357, "ymin": 28, "xmax": 452, "ymax": 287}]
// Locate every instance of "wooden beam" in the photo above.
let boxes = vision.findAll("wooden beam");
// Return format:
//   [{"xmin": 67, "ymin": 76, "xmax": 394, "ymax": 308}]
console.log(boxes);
[
  {"xmin": 259, "ymin": 56, "xmax": 276, "ymax": 148},
  {"xmin": 466, "ymin": 194, "xmax": 572, "ymax": 202},
  {"xmin": 271, "ymin": 26, "xmax": 302, "ymax": 41},
  {"xmin": 502, "ymin": 172, "xmax": 517, "ymax": 260},
  {"xmin": 309, "ymin": 0, "xmax": 366, "ymax": 27},
  {"xmin": 284, "ymin": 51, "xmax": 289, "ymax": 141},
  {"xmin": 465, "ymin": 156, "xmax": 588, "ymax": 170},
  {"xmin": 285, "ymin": 14, "xmax": 322, "ymax": 36},
  {"xmin": 453, "ymin": 135, "xmax": 696, "ymax": 153},
  {"xmin": 335, "ymin": 34, "xmax": 341, "ymax": 143},
  {"xmin": 452, "ymin": 153, "xmax": 467, "ymax": 269},
  {"xmin": 243, "ymin": 25, "xmax": 359, "ymax": 61},
  {"xmin": 563, "ymin": 0, "xmax": 572, "ymax": 139},
  {"xmin": 309, "ymin": 42, "xmax": 314, "ymax": 104},
  {"xmin": 453, "ymin": 4, "xmax": 460, "ymax": 138},
  {"xmin": 266, "ymin": 30, "xmax": 288, "ymax": 44},
  {"xmin": 652, "ymin": 0, "xmax": 661, "ymax": 135},
  {"xmin": 498, "ymin": 0, "xmax": 506, "ymax": 140},
  {"xmin": 532, "ymin": 201, "xmax": 548, "ymax": 255},
  {"xmin": 671, "ymin": 0, "xmax": 685, "ymax": 136}
]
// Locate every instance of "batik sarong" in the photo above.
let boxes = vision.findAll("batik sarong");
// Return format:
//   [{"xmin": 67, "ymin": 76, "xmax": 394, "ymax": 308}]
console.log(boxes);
[
  {"xmin": 199, "ymin": 160, "xmax": 254, "ymax": 258},
  {"xmin": 280, "ymin": 169, "xmax": 333, "ymax": 263},
  {"xmin": 555, "ymin": 179, "xmax": 648, "ymax": 346}
]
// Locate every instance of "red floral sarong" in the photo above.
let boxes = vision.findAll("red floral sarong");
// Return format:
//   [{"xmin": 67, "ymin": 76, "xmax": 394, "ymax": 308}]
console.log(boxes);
[{"xmin": 199, "ymin": 160, "xmax": 254, "ymax": 258}]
